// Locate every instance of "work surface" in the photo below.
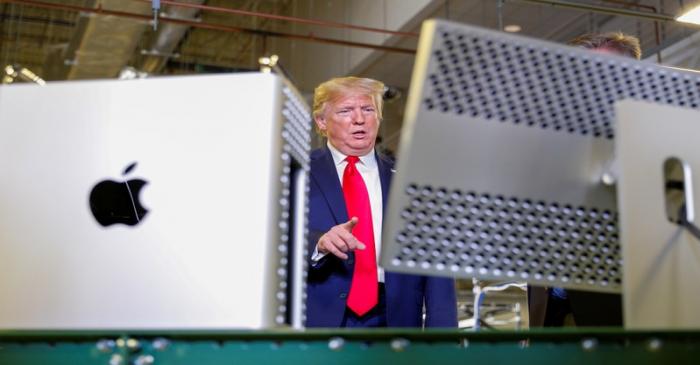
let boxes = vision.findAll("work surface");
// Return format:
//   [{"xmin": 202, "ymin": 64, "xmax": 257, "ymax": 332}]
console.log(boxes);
[{"xmin": 1, "ymin": 328, "xmax": 698, "ymax": 364}]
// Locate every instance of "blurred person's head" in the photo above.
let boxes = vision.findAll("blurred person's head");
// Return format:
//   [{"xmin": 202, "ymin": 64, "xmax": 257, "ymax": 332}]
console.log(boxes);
[
  {"xmin": 569, "ymin": 32, "xmax": 641, "ymax": 59},
  {"xmin": 313, "ymin": 77, "xmax": 384, "ymax": 156}
]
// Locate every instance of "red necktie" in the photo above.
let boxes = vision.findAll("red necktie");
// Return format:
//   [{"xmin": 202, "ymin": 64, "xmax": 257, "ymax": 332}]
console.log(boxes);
[{"xmin": 342, "ymin": 156, "xmax": 378, "ymax": 316}]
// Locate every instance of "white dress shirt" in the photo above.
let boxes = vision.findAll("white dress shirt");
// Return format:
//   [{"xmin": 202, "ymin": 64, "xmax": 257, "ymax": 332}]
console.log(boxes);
[{"xmin": 312, "ymin": 142, "xmax": 385, "ymax": 282}]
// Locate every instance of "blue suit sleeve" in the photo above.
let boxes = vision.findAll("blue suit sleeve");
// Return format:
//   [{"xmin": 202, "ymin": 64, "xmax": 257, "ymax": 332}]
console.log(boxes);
[
  {"xmin": 424, "ymin": 276, "xmax": 458, "ymax": 328},
  {"xmin": 307, "ymin": 229, "xmax": 330, "ymax": 270}
]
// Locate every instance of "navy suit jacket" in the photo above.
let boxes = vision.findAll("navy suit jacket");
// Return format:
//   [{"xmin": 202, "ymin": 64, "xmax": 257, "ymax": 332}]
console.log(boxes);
[{"xmin": 305, "ymin": 147, "xmax": 457, "ymax": 328}]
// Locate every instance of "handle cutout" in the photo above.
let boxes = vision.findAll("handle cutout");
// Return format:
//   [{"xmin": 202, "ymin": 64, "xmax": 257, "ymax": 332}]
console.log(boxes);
[{"xmin": 663, "ymin": 157, "xmax": 695, "ymax": 224}]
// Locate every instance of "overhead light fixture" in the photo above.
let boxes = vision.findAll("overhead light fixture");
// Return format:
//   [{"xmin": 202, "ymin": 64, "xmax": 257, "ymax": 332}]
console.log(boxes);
[
  {"xmin": 118, "ymin": 66, "xmax": 148, "ymax": 80},
  {"xmin": 140, "ymin": 49, "xmax": 180, "ymax": 59},
  {"xmin": 258, "ymin": 55, "xmax": 279, "ymax": 74},
  {"xmin": 504, "ymin": 24, "xmax": 522, "ymax": 33},
  {"xmin": 2, "ymin": 64, "xmax": 45, "ymax": 85},
  {"xmin": 19, "ymin": 68, "xmax": 46, "ymax": 86},
  {"xmin": 677, "ymin": 5, "xmax": 700, "ymax": 25}
]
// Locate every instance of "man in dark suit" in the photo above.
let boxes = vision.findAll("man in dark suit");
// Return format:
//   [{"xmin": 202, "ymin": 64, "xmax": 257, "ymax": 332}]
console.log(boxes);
[{"xmin": 305, "ymin": 76, "xmax": 457, "ymax": 328}]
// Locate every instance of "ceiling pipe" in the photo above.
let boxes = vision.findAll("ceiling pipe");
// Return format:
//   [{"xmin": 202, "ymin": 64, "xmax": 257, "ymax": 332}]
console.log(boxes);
[
  {"xmin": 2, "ymin": 0, "xmax": 416, "ymax": 55},
  {"xmin": 511, "ymin": 0, "xmax": 682, "ymax": 24},
  {"xmin": 133, "ymin": 0, "xmax": 419, "ymax": 38},
  {"xmin": 0, "ymin": 13, "xmax": 75, "ymax": 27}
]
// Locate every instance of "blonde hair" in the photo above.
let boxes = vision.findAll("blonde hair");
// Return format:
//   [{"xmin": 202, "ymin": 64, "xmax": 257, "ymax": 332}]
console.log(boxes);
[
  {"xmin": 312, "ymin": 77, "xmax": 385, "ymax": 136},
  {"xmin": 569, "ymin": 32, "xmax": 641, "ymax": 60}
]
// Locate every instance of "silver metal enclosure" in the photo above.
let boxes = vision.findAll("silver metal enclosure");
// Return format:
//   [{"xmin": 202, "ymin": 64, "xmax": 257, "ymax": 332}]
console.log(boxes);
[
  {"xmin": 382, "ymin": 19, "xmax": 700, "ymax": 293},
  {"xmin": 617, "ymin": 100, "xmax": 700, "ymax": 329},
  {"xmin": 0, "ymin": 73, "xmax": 311, "ymax": 329}
]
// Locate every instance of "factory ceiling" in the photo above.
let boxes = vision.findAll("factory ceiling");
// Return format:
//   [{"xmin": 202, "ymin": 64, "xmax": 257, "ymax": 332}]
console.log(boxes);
[
  {"xmin": 3, "ymin": 0, "xmax": 700, "ymax": 84},
  {"xmin": 2, "ymin": 0, "xmax": 700, "ymax": 149}
]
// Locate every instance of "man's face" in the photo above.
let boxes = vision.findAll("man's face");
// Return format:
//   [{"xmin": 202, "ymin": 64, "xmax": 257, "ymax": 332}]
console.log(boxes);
[{"xmin": 315, "ymin": 93, "xmax": 380, "ymax": 156}]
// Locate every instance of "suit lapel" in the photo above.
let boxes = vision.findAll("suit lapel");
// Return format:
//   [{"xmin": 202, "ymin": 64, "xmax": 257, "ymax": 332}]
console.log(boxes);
[
  {"xmin": 311, "ymin": 147, "xmax": 348, "ymax": 224},
  {"xmin": 376, "ymin": 152, "xmax": 393, "ymax": 214}
]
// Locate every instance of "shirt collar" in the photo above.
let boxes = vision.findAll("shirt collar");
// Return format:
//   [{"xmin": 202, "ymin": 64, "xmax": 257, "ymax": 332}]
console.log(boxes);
[{"xmin": 327, "ymin": 141, "xmax": 377, "ymax": 169}]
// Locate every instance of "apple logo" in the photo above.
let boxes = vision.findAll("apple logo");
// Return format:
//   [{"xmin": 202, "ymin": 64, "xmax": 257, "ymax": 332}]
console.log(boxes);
[{"xmin": 89, "ymin": 162, "xmax": 149, "ymax": 227}]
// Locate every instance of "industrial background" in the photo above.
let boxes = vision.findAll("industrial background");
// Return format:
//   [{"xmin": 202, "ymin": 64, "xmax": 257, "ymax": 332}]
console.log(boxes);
[{"xmin": 2, "ymin": 0, "xmax": 700, "ymax": 331}]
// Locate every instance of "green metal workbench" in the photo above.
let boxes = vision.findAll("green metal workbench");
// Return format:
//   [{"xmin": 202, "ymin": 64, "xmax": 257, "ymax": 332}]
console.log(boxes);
[{"xmin": 1, "ymin": 328, "xmax": 699, "ymax": 364}]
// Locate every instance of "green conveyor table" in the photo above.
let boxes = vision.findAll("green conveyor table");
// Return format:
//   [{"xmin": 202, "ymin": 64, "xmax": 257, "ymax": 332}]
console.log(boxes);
[{"xmin": 1, "ymin": 328, "xmax": 699, "ymax": 364}]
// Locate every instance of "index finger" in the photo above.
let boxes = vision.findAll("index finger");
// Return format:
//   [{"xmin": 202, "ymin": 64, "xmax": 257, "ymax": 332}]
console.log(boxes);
[{"xmin": 340, "ymin": 216, "xmax": 359, "ymax": 231}]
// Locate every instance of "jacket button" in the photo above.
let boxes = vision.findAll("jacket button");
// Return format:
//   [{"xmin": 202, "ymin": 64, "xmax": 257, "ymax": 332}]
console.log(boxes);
[
  {"xmin": 347, "ymin": 259, "xmax": 354, "ymax": 265},
  {"xmin": 339, "ymin": 293, "xmax": 347, "ymax": 298}
]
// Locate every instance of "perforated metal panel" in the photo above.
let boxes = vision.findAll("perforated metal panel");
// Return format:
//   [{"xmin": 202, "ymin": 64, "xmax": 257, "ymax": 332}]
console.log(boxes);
[
  {"xmin": 382, "ymin": 20, "xmax": 700, "ymax": 293},
  {"xmin": 395, "ymin": 184, "xmax": 620, "ymax": 288},
  {"xmin": 276, "ymin": 81, "xmax": 312, "ymax": 325},
  {"xmin": 281, "ymin": 85, "xmax": 312, "ymax": 165},
  {"xmin": 425, "ymin": 24, "xmax": 700, "ymax": 140}
]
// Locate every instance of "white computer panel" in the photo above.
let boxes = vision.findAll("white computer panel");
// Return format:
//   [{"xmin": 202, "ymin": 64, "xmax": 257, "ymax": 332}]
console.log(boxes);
[{"xmin": 0, "ymin": 73, "xmax": 310, "ymax": 329}]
